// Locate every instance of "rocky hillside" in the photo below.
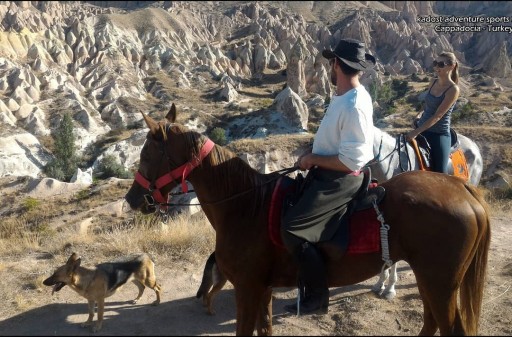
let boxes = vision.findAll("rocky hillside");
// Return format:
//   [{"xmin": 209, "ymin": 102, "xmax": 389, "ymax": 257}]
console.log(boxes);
[{"xmin": 0, "ymin": 1, "xmax": 510, "ymax": 190}]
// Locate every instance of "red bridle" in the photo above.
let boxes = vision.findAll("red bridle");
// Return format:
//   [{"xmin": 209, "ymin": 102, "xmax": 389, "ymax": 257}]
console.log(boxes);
[{"xmin": 135, "ymin": 139, "xmax": 215, "ymax": 205}]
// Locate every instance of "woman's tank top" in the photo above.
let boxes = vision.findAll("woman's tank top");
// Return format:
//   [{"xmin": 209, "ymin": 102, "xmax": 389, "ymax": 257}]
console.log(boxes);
[{"xmin": 418, "ymin": 79, "xmax": 455, "ymax": 134}]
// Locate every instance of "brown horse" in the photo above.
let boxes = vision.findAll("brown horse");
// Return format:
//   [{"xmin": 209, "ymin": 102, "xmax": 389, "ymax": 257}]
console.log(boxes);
[{"xmin": 125, "ymin": 105, "xmax": 491, "ymax": 336}]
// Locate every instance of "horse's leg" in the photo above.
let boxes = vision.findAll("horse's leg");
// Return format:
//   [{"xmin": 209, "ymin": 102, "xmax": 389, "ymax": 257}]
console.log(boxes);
[
  {"xmin": 371, "ymin": 265, "xmax": 389, "ymax": 295},
  {"xmin": 416, "ymin": 272, "xmax": 463, "ymax": 335},
  {"xmin": 430, "ymin": 291, "xmax": 463, "ymax": 335},
  {"xmin": 381, "ymin": 262, "xmax": 398, "ymax": 300},
  {"xmin": 235, "ymin": 283, "xmax": 266, "ymax": 335},
  {"xmin": 416, "ymin": 279, "xmax": 438, "ymax": 335},
  {"xmin": 256, "ymin": 286, "xmax": 273, "ymax": 336}
]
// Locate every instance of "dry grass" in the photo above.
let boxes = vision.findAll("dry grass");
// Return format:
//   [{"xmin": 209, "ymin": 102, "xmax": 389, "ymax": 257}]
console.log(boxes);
[
  {"xmin": 0, "ymin": 178, "xmax": 216, "ymax": 320},
  {"xmin": 0, "ymin": 210, "xmax": 215, "ymax": 266},
  {"xmin": 0, "ymin": 176, "xmax": 215, "ymax": 282}
]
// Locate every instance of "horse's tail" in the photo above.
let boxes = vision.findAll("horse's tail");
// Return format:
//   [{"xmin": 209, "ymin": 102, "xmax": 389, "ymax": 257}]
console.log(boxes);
[{"xmin": 460, "ymin": 183, "xmax": 491, "ymax": 335}]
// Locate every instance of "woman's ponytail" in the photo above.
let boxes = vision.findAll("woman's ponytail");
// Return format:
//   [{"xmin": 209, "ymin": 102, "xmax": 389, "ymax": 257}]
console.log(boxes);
[{"xmin": 439, "ymin": 51, "xmax": 459, "ymax": 84}]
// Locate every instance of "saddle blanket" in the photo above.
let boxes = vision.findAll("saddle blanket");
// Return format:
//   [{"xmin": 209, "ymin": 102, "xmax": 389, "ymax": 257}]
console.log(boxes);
[
  {"xmin": 268, "ymin": 176, "xmax": 380, "ymax": 254},
  {"xmin": 450, "ymin": 148, "xmax": 469, "ymax": 182}
]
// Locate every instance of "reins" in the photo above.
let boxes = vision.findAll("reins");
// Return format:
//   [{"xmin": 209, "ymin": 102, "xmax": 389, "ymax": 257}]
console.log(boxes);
[
  {"xmin": 398, "ymin": 134, "xmax": 413, "ymax": 172},
  {"xmin": 366, "ymin": 132, "xmax": 413, "ymax": 172},
  {"xmin": 156, "ymin": 166, "xmax": 299, "ymax": 207}
]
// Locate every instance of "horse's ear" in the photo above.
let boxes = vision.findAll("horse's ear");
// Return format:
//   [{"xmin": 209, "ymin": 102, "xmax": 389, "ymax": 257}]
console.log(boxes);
[
  {"xmin": 165, "ymin": 103, "xmax": 176, "ymax": 123},
  {"xmin": 141, "ymin": 112, "xmax": 160, "ymax": 136}
]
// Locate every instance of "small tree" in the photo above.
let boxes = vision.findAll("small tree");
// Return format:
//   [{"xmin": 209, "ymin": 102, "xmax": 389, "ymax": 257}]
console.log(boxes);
[
  {"xmin": 94, "ymin": 154, "xmax": 132, "ymax": 179},
  {"xmin": 210, "ymin": 127, "xmax": 227, "ymax": 146},
  {"xmin": 410, "ymin": 73, "xmax": 421, "ymax": 82},
  {"xmin": 369, "ymin": 81, "xmax": 378, "ymax": 103},
  {"xmin": 44, "ymin": 113, "xmax": 78, "ymax": 181},
  {"xmin": 391, "ymin": 79, "xmax": 409, "ymax": 98}
]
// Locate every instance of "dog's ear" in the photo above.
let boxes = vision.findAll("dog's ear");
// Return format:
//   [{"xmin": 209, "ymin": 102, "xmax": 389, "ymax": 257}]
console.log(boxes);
[
  {"xmin": 67, "ymin": 252, "xmax": 79, "ymax": 265},
  {"xmin": 71, "ymin": 258, "xmax": 81, "ymax": 272}
]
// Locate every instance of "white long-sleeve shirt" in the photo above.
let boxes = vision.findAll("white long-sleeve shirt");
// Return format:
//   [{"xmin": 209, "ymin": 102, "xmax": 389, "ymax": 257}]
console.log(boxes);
[{"xmin": 312, "ymin": 85, "xmax": 374, "ymax": 172}]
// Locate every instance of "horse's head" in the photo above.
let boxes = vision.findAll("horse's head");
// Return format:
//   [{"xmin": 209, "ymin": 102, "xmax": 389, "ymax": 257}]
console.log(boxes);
[{"xmin": 125, "ymin": 103, "xmax": 213, "ymax": 214}]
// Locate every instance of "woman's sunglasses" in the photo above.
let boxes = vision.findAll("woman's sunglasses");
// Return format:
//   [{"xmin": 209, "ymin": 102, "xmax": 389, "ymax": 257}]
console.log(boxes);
[{"xmin": 432, "ymin": 60, "xmax": 452, "ymax": 68}]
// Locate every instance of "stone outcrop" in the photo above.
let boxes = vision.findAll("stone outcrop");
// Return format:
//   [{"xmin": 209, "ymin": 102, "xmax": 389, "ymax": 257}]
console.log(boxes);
[
  {"xmin": 0, "ymin": 132, "xmax": 51, "ymax": 178},
  {"xmin": 480, "ymin": 42, "xmax": 512, "ymax": 79},
  {"xmin": 0, "ymin": 1, "xmax": 509, "ymax": 180},
  {"xmin": 272, "ymin": 86, "xmax": 309, "ymax": 131}
]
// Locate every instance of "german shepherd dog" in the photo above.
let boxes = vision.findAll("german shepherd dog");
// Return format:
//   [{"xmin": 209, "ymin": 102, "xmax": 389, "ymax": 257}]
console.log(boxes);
[
  {"xmin": 43, "ymin": 252, "xmax": 162, "ymax": 332},
  {"xmin": 196, "ymin": 251, "xmax": 227, "ymax": 315}
]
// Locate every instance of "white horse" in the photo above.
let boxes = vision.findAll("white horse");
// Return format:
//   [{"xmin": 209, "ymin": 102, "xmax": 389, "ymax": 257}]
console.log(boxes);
[{"xmin": 367, "ymin": 126, "xmax": 483, "ymax": 299}]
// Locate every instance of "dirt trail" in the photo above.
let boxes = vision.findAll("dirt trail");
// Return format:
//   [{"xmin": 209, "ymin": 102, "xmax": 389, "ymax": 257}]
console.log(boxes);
[{"xmin": 0, "ymin": 216, "xmax": 510, "ymax": 336}]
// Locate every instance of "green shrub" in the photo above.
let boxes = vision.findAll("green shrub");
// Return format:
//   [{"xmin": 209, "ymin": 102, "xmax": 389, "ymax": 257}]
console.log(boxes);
[
  {"xmin": 384, "ymin": 104, "xmax": 397, "ymax": 116},
  {"xmin": 370, "ymin": 79, "xmax": 410, "ymax": 117},
  {"xmin": 23, "ymin": 197, "xmax": 40, "ymax": 212},
  {"xmin": 452, "ymin": 102, "xmax": 475, "ymax": 123},
  {"xmin": 94, "ymin": 154, "xmax": 133, "ymax": 179},
  {"xmin": 210, "ymin": 127, "xmax": 227, "ymax": 145},
  {"xmin": 75, "ymin": 189, "xmax": 90, "ymax": 201},
  {"xmin": 391, "ymin": 79, "xmax": 409, "ymax": 98},
  {"xmin": 43, "ymin": 161, "xmax": 66, "ymax": 181}
]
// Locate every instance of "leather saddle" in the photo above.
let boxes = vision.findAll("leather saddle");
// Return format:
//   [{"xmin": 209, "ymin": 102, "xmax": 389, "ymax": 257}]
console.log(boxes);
[{"xmin": 414, "ymin": 128, "xmax": 460, "ymax": 170}]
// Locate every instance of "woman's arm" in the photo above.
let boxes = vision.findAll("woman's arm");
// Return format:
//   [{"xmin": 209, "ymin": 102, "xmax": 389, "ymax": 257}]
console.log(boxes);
[{"xmin": 406, "ymin": 85, "xmax": 459, "ymax": 140}]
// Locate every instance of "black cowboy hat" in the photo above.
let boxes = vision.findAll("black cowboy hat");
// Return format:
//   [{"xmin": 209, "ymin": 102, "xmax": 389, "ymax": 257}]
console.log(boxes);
[{"xmin": 322, "ymin": 38, "xmax": 376, "ymax": 71}]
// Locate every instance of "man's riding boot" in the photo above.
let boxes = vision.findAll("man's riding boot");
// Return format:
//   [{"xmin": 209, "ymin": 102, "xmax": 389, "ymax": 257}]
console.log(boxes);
[{"xmin": 284, "ymin": 242, "xmax": 329, "ymax": 315}]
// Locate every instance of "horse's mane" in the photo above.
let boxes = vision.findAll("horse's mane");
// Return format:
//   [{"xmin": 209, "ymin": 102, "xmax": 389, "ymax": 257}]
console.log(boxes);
[{"xmin": 175, "ymin": 124, "xmax": 280, "ymax": 216}]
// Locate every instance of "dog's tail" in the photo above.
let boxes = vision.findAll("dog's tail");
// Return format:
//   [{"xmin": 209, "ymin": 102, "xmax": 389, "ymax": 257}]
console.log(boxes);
[{"xmin": 196, "ymin": 252, "xmax": 217, "ymax": 299}]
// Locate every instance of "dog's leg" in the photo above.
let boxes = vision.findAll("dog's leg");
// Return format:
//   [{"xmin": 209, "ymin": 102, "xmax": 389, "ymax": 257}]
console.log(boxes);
[
  {"xmin": 151, "ymin": 282, "xmax": 162, "ymax": 305},
  {"xmin": 132, "ymin": 280, "xmax": 145, "ymax": 304},
  {"xmin": 206, "ymin": 275, "xmax": 227, "ymax": 315},
  {"xmin": 81, "ymin": 300, "xmax": 95, "ymax": 328},
  {"xmin": 197, "ymin": 252, "xmax": 216, "ymax": 308},
  {"xmin": 92, "ymin": 298, "xmax": 105, "ymax": 332},
  {"xmin": 143, "ymin": 272, "xmax": 161, "ymax": 305},
  {"xmin": 197, "ymin": 252, "xmax": 228, "ymax": 315}
]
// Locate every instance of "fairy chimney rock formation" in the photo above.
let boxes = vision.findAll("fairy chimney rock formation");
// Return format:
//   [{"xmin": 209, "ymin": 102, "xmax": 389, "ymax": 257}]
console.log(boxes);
[{"xmin": 272, "ymin": 86, "xmax": 309, "ymax": 131}]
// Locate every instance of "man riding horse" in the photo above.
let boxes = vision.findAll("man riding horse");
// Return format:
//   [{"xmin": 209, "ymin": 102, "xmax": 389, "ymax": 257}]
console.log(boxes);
[{"xmin": 280, "ymin": 38, "xmax": 376, "ymax": 315}]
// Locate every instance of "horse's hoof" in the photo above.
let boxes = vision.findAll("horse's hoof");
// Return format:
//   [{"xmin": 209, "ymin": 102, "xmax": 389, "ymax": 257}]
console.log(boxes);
[
  {"xmin": 371, "ymin": 284, "xmax": 384, "ymax": 295},
  {"xmin": 382, "ymin": 290, "xmax": 396, "ymax": 300},
  {"xmin": 81, "ymin": 321, "xmax": 92, "ymax": 328}
]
